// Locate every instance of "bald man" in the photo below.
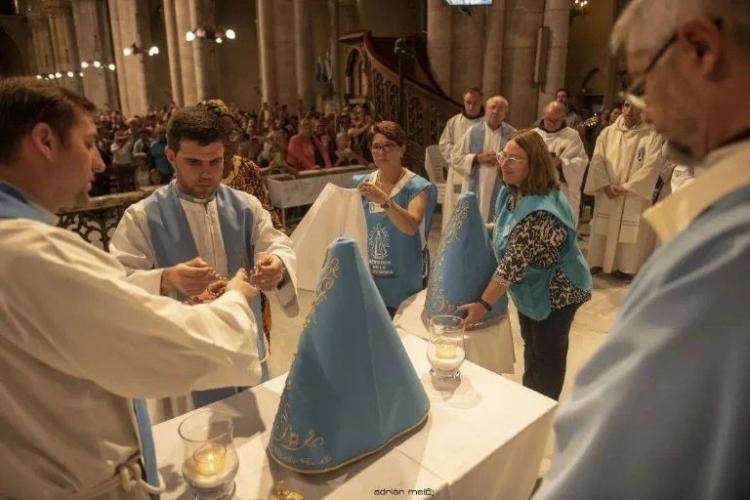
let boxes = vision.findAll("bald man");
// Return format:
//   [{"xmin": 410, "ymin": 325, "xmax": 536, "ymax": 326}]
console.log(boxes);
[
  {"xmin": 533, "ymin": 101, "xmax": 589, "ymax": 227},
  {"xmin": 452, "ymin": 96, "xmax": 516, "ymax": 222}
]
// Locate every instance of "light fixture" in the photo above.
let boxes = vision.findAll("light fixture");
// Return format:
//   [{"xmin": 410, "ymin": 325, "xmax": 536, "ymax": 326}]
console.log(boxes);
[
  {"xmin": 185, "ymin": 26, "xmax": 237, "ymax": 44},
  {"xmin": 123, "ymin": 43, "xmax": 160, "ymax": 57},
  {"xmin": 81, "ymin": 61, "xmax": 89, "ymax": 69},
  {"xmin": 108, "ymin": 63, "xmax": 116, "ymax": 71},
  {"xmin": 54, "ymin": 72, "xmax": 62, "ymax": 78},
  {"xmin": 79, "ymin": 72, "xmax": 83, "ymax": 77},
  {"xmin": 571, "ymin": 0, "xmax": 590, "ymax": 17},
  {"xmin": 93, "ymin": 60, "xmax": 102, "ymax": 68},
  {"xmin": 36, "ymin": 74, "xmax": 43, "ymax": 79},
  {"xmin": 48, "ymin": 73, "xmax": 55, "ymax": 79},
  {"xmin": 66, "ymin": 70, "xmax": 74, "ymax": 77},
  {"xmin": 123, "ymin": 45, "xmax": 134, "ymax": 56},
  {"xmin": 147, "ymin": 46, "xmax": 159, "ymax": 56}
]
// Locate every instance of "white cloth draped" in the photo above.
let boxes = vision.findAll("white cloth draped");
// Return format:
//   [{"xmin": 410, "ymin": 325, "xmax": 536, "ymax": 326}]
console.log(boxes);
[
  {"xmin": 533, "ymin": 126, "xmax": 589, "ymax": 227},
  {"xmin": 584, "ymin": 117, "xmax": 664, "ymax": 274},
  {"xmin": 439, "ymin": 113, "xmax": 483, "ymax": 232},
  {"xmin": 0, "ymin": 219, "xmax": 262, "ymax": 498}
]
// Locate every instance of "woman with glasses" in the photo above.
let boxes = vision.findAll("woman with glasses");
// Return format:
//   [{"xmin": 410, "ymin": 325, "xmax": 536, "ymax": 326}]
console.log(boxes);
[
  {"xmin": 354, "ymin": 121, "xmax": 437, "ymax": 316},
  {"xmin": 459, "ymin": 129, "xmax": 592, "ymax": 400}
]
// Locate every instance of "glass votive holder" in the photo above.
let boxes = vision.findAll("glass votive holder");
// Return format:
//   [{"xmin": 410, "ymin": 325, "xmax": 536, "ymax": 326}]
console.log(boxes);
[
  {"xmin": 178, "ymin": 410, "xmax": 239, "ymax": 500},
  {"xmin": 427, "ymin": 315, "xmax": 466, "ymax": 380}
]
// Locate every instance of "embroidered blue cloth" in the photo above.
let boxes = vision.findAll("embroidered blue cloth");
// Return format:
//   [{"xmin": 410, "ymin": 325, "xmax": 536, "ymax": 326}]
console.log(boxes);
[
  {"xmin": 268, "ymin": 237, "xmax": 429, "ymax": 473},
  {"xmin": 423, "ymin": 192, "xmax": 508, "ymax": 324}
]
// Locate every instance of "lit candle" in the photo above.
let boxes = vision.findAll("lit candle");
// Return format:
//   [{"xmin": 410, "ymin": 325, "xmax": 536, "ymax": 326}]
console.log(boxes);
[
  {"xmin": 427, "ymin": 342, "xmax": 466, "ymax": 373},
  {"xmin": 182, "ymin": 443, "xmax": 239, "ymax": 490}
]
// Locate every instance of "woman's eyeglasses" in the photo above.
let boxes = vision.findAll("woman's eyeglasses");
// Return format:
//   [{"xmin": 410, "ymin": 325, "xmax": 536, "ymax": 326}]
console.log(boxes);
[
  {"xmin": 496, "ymin": 152, "xmax": 524, "ymax": 166},
  {"xmin": 371, "ymin": 142, "xmax": 398, "ymax": 153}
]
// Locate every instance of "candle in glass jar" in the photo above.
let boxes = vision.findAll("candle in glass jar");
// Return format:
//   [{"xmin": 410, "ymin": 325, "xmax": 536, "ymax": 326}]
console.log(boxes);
[
  {"xmin": 182, "ymin": 444, "xmax": 239, "ymax": 490},
  {"xmin": 427, "ymin": 342, "xmax": 465, "ymax": 372}
]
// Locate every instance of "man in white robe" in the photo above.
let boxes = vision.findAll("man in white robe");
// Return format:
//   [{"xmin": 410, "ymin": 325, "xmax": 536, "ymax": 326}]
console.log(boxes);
[
  {"xmin": 111, "ymin": 107, "xmax": 298, "ymax": 422},
  {"xmin": 584, "ymin": 101, "xmax": 663, "ymax": 278},
  {"xmin": 536, "ymin": 1, "xmax": 750, "ymax": 497},
  {"xmin": 453, "ymin": 95, "xmax": 516, "ymax": 222},
  {"xmin": 0, "ymin": 78, "xmax": 263, "ymax": 498},
  {"xmin": 534, "ymin": 100, "xmax": 589, "ymax": 227},
  {"xmin": 438, "ymin": 86, "xmax": 484, "ymax": 231}
]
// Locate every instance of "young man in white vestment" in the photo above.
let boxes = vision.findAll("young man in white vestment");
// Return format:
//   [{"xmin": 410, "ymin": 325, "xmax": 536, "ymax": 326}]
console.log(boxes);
[
  {"xmin": 452, "ymin": 95, "xmax": 517, "ymax": 222},
  {"xmin": 0, "ymin": 79, "xmax": 265, "ymax": 498},
  {"xmin": 438, "ymin": 86, "xmax": 484, "ymax": 231},
  {"xmin": 110, "ymin": 107, "xmax": 298, "ymax": 422},
  {"xmin": 536, "ymin": 0, "xmax": 750, "ymax": 498},
  {"xmin": 583, "ymin": 100, "xmax": 664, "ymax": 279},
  {"xmin": 533, "ymin": 100, "xmax": 589, "ymax": 227}
]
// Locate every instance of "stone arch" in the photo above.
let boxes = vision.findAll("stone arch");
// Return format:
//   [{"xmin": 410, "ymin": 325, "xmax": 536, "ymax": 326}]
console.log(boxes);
[{"xmin": 0, "ymin": 27, "xmax": 25, "ymax": 77}]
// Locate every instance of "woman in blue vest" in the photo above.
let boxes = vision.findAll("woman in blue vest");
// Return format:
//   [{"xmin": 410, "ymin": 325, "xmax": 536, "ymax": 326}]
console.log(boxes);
[
  {"xmin": 459, "ymin": 129, "xmax": 592, "ymax": 400},
  {"xmin": 354, "ymin": 121, "xmax": 437, "ymax": 317}
]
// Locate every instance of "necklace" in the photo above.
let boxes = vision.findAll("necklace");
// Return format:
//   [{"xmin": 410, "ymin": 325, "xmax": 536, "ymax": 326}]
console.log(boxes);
[{"xmin": 376, "ymin": 168, "xmax": 405, "ymax": 193}]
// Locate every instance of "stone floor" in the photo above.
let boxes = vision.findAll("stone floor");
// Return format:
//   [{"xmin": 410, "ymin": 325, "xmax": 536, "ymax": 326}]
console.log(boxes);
[{"xmin": 266, "ymin": 213, "xmax": 630, "ymax": 480}]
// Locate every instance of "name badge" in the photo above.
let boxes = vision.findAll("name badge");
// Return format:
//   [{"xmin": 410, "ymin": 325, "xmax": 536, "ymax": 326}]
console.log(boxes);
[{"xmin": 369, "ymin": 202, "xmax": 385, "ymax": 213}]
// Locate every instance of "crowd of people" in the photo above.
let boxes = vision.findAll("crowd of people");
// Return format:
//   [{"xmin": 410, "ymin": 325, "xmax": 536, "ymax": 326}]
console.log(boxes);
[
  {"xmin": 2, "ymin": 0, "xmax": 749, "ymax": 496},
  {"xmin": 91, "ymin": 100, "xmax": 377, "ymax": 197}
]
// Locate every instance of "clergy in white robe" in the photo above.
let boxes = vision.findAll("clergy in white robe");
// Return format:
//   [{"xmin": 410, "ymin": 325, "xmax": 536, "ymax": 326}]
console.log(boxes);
[
  {"xmin": 111, "ymin": 107, "xmax": 298, "ymax": 423},
  {"xmin": 453, "ymin": 95, "xmax": 516, "ymax": 222},
  {"xmin": 0, "ymin": 79, "xmax": 264, "ymax": 498},
  {"xmin": 584, "ymin": 105, "xmax": 663, "ymax": 275},
  {"xmin": 534, "ymin": 101, "xmax": 589, "ymax": 227},
  {"xmin": 438, "ymin": 87, "xmax": 484, "ymax": 231}
]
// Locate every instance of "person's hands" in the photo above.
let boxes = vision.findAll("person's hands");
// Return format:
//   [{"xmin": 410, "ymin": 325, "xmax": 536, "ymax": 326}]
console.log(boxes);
[
  {"xmin": 225, "ymin": 268, "xmax": 259, "ymax": 301},
  {"xmin": 477, "ymin": 152, "xmax": 499, "ymax": 165},
  {"xmin": 604, "ymin": 184, "xmax": 627, "ymax": 198},
  {"xmin": 253, "ymin": 254, "xmax": 286, "ymax": 292},
  {"xmin": 358, "ymin": 182, "xmax": 390, "ymax": 205},
  {"xmin": 161, "ymin": 257, "xmax": 221, "ymax": 296},
  {"xmin": 456, "ymin": 302, "xmax": 488, "ymax": 330}
]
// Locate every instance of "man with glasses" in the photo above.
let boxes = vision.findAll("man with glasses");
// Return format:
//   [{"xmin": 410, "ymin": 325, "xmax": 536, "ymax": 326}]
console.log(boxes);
[
  {"xmin": 583, "ymin": 100, "xmax": 664, "ymax": 281},
  {"xmin": 452, "ymin": 95, "xmax": 516, "ymax": 222},
  {"xmin": 536, "ymin": 1, "xmax": 750, "ymax": 498}
]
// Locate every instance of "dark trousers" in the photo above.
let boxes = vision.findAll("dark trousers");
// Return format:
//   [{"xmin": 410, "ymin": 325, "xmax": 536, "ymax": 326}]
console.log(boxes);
[{"xmin": 518, "ymin": 303, "xmax": 580, "ymax": 401}]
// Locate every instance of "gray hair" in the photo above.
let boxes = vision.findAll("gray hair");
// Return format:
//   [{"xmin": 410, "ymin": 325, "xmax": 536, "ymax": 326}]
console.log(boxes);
[
  {"xmin": 486, "ymin": 95, "xmax": 509, "ymax": 111},
  {"xmin": 611, "ymin": 0, "xmax": 750, "ymax": 54}
]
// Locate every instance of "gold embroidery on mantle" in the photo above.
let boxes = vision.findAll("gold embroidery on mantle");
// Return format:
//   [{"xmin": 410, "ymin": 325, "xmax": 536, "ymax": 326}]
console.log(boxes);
[{"xmin": 424, "ymin": 200, "xmax": 469, "ymax": 315}]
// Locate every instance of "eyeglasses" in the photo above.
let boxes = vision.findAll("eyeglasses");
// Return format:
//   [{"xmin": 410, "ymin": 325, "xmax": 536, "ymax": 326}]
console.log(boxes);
[
  {"xmin": 621, "ymin": 18, "xmax": 723, "ymax": 109},
  {"xmin": 496, "ymin": 152, "xmax": 525, "ymax": 166},
  {"xmin": 371, "ymin": 142, "xmax": 398, "ymax": 153}
]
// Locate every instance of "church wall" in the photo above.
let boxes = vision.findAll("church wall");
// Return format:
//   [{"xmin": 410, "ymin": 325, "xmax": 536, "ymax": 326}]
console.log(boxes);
[
  {"xmin": 0, "ymin": 14, "xmax": 35, "ymax": 76},
  {"xmin": 216, "ymin": 0, "xmax": 261, "ymax": 111},
  {"xmin": 354, "ymin": 0, "xmax": 423, "ymax": 37}
]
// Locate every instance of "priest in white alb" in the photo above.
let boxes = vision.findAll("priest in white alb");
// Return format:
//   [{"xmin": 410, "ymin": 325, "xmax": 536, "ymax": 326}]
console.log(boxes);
[
  {"xmin": 453, "ymin": 95, "xmax": 516, "ymax": 222},
  {"xmin": 584, "ymin": 101, "xmax": 664, "ymax": 278},
  {"xmin": 534, "ymin": 100, "xmax": 589, "ymax": 227},
  {"xmin": 111, "ymin": 107, "xmax": 298, "ymax": 421},
  {"xmin": 438, "ymin": 86, "xmax": 484, "ymax": 231}
]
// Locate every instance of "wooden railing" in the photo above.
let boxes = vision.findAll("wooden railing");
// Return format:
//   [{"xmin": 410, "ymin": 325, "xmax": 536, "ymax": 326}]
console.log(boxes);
[{"xmin": 340, "ymin": 31, "xmax": 462, "ymax": 176}]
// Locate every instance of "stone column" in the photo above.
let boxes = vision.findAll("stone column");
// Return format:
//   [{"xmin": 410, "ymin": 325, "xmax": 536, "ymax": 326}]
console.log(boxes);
[
  {"xmin": 537, "ymin": 0, "xmax": 570, "ymax": 113},
  {"xmin": 174, "ymin": 0, "xmax": 197, "ymax": 105},
  {"xmin": 272, "ymin": 0, "xmax": 297, "ymax": 107},
  {"xmin": 189, "ymin": 0, "xmax": 219, "ymax": 101},
  {"xmin": 107, "ymin": 0, "xmax": 130, "ymax": 114},
  {"xmin": 501, "ymin": 0, "xmax": 545, "ymax": 127},
  {"xmin": 294, "ymin": 0, "xmax": 315, "ymax": 110},
  {"xmin": 256, "ymin": 0, "xmax": 277, "ymax": 104},
  {"xmin": 450, "ymin": 7, "xmax": 485, "ymax": 103},
  {"xmin": 482, "ymin": 0, "xmax": 506, "ymax": 97},
  {"xmin": 71, "ymin": 0, "xmax": 118, "ymax": 110},
  {"xmin": 426, "ymin": 0, "xmax": 452, "ymax": 97},
  {"xmin": 28, "ymin": 13, "xmax": 55, "ymax": 76},
  {"xmin": 162, "ymin": 0, "xmax": 184, "ymax": 106},
  {"xmin": 46, "ymin": 0, "xmax": 83, "ymax": 93},
  {"xmin": 108, "ymin": 0, "xmax": 149, "ymax": 115}
]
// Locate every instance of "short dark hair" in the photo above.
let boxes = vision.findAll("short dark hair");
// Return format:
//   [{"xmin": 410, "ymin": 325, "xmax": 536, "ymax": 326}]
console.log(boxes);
[
  {"xmin": 556, "ymin": 88, "xmax": 570, "ymax": 97},
  {"xmin": 368, "ymin": 120, "xmax": 406, "ymax": 147},
  {"xmin": 0, "ymin": 77, "xmax": 97, "ymax": 164},
  {"xmin": 166, "ymin": 107, "xmax": 226, "ymax": 152},
  {"xmin": 463, "ymin": 86, "xmax": 483, "ymax": 98}
]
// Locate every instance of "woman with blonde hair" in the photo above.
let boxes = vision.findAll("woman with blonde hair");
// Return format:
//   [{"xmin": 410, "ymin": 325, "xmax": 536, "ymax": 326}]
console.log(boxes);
[{"xmin": 460, "ymin": 129, "xmax": 592, "ymax": 400}]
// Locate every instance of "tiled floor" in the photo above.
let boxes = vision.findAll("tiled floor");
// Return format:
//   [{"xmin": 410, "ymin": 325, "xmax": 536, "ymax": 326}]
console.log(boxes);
[{"xmin": 266, "ymin": 213, "xmax": 630, "ymax": 479}]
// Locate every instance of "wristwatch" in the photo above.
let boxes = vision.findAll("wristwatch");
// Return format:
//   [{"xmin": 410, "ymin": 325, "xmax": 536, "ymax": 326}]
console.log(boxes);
[{"xmin": 380, "ymin": 199, "xmax": 392, "ymax": 209}]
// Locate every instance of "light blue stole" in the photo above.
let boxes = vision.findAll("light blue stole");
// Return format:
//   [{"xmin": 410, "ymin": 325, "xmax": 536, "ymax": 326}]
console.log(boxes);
[
  {"xmin": 493, "ymin": 186, "xmax": 592, "ymax": 320},
  {"xmin": 353, "ymin": 173, "xmax": 437, "ymax": 310},
  {"xmin": 467, "ymin": 122, "xmax": 515, "ymax": 221},
  {"xmin": 144, "ymin": 181, "xmax": 268, "ymax": 407},
  {"xmin": 0, "ymin": 182, "xmax": 160, "ymax": 498}
]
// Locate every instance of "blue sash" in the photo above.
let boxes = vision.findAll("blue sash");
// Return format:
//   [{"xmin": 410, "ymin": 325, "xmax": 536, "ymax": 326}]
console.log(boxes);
[
  {"xmin": 0, "ymin": 182, "xmax": 160, "ymax": 497},
  {"xmin": 144, "ymin": 182, "xmax": 268, "ymax": 406},
  {"xmin": 492, "ymin": 187, "xmax": 592, "ymax": 320},
  {"xmin": 467, "ymin": 122, "xmax": 514, "ymax": 221},
  {"xmin": 354, "ymin": 173, "xmax": 437, "ymax": 309}
]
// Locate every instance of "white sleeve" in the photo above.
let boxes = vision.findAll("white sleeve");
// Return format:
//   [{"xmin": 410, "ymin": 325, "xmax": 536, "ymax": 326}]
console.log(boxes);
[
  {"xmin": 109, "ymin": 202, "xmax": 163, "ymax": 295},
  {"xmin": 1, "ymin": 225, "xmax": 261, "ymax": 398},
  {"xmin": 559, "ymin": 132, "xmax": 589, "ymax": 192},
  {"xmin": 438, "ymin": 116, "xmax": 456, "ymax": 163},
  {"xmin": 247, "ymin": 193, "xmax": 299, "ymax": 316},
  {"xmin": 452, "ymin": 127, "xmax": 477, "ymax": 179}
]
